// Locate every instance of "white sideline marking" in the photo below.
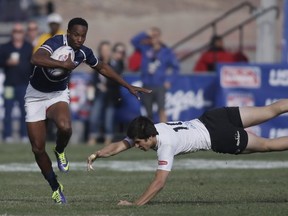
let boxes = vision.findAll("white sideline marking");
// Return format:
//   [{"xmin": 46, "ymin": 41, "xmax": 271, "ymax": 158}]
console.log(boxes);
[{"xmin": 1, "ymin": 159, "xmax": 288, "ymax": 172}]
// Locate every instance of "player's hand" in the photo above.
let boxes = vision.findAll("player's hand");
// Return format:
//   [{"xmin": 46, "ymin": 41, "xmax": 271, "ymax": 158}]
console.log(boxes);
[
  {"xmin": 62, "ymin": 53, "xmax": 76, "ymax": 71},
  {"xmin": 117, "ymin": 200, "xmax": 134, "ymax": 206},
  {"xmin": 87, "ymin": 153, "xmax": 97, "ymax": 171},
  {"xmin": 128, "ymin": 85, "xmax": 152, "ymax": 100}
]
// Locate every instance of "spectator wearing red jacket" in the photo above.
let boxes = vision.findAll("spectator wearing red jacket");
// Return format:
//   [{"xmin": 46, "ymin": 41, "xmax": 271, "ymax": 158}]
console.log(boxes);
[
  {"xmin": 194, "ymin": 35, "xmax": 235, "ymax": 73},
  {"xmin": 128, "ymin": 49, "xmax": 142, "ymax": 72}
]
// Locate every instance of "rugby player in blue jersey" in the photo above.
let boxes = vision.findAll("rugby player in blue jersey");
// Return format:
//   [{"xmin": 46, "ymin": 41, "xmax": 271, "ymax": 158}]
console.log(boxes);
[{"xmin": 25, "ymin": 17, "xmax": 151, "ymax": 204}]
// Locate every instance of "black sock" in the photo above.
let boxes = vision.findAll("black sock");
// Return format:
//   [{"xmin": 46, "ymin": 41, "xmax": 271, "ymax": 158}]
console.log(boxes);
[
  {"xmin": 55, "ymin": 144, "xmax": 64, "ymax": 154},
  {"xmin": 43, "ymin": 171, "xmax": 60, "ymax": 191}
]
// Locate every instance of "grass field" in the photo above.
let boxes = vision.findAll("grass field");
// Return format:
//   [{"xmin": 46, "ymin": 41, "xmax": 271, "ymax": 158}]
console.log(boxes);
[{"xmin": 1, "ymin": 143, "xmax": 288, "ymax": 216}]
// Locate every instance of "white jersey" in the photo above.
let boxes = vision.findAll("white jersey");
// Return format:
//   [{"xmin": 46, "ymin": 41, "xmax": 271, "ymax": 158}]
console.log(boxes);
[{"xmin": 125, "ymin": 119, "xmax": 211, "ymax": 171}]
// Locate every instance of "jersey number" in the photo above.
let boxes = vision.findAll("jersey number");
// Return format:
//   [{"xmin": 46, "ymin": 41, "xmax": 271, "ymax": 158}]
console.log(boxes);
[{"xmin": 166, "ymin": 122, "xmax": 188, "ymax": 132}]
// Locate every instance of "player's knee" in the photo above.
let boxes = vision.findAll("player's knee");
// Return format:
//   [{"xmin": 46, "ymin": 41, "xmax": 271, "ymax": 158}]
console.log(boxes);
[
  {"xmin": 31, "ymin": 145, "xmax": 45, "ymax": 156},
  {"xmin": 57, "ymin": 120, "xmax": 72, "ymax": 136}
]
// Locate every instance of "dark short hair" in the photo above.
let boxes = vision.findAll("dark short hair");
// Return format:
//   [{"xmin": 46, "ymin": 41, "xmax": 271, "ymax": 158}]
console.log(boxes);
[
  {"xmin": 68, "ymin": 17, "xmax": 88, "ymax": 30},
  {"xmin": 210, "ymin": 35, "xmax": 222, "ymax": 47},
  {"xmin": 127, "ymin": 116, "xmax": 158, "ymax": 139}
]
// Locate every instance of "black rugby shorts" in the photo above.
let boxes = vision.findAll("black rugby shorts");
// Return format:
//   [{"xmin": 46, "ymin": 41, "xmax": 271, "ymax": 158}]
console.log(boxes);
[{"xmin": 199, "ymin": 107, "xmax": 248, "ymax": 154}]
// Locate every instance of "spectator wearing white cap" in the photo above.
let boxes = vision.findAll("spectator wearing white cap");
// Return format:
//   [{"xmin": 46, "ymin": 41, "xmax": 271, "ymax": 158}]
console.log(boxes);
[{"xmin": 33, "ymin": 13, "xmax": 64, "ymax": 52}]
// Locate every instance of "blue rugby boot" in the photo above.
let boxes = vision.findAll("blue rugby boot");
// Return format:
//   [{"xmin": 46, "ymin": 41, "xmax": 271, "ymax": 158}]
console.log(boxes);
[
  {"xmin": 52, "ymin": 183, "xmax": 66, "ymax": 204},
  {"xmin": 53, "ymin": 147, "xmax": 70, "ymax": 173}
]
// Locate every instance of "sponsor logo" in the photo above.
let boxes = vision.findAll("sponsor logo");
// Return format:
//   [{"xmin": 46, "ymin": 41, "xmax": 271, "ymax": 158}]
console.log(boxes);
[
  {"xmin": 269, "ymin": 69, "xmax": 288, "ymax": 86},
  {"xmin": 226, "ymin": 93, "xmax": 254, "ymax": 107},
  {"xmin": 234, "ymin": 131, "xmax": 240, "ymax": 146},
  {"xmin": 158, "ymin": 160, "xmax": 168, "ymax": 166},
  {"xmin": 165, "ymin": 89, "xmax": 212, "ymax": 120},
  {"xmin": 220, "ymin": 66, "xmax": 261, "ymax": 88}
]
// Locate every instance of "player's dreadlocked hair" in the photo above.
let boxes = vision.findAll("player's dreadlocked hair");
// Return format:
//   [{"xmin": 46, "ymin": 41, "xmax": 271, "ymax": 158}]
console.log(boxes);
[
  {"xmin": 127, "ymin": 116, "xmax": 159, "ymax": 139},
  {"xmin": 68, "ymin": 17, "xmax": 88, "ymax": 30}
]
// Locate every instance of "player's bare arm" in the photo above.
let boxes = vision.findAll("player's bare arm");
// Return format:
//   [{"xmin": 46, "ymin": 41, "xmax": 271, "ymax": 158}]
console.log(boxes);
[
  {"xmin": 93, "ymin": 61, "xmax": 152, "ymax": 99},
  {"xmin": 31, "ymin": 48, "xmax": 76, "ymax": 71},
  {"xmin": 87, "ymin": 140, "xmax": 131, "ymax": 171},
  {"xmin": 118, "ymin": 169, "xmax": 170, "ymax": 206}
]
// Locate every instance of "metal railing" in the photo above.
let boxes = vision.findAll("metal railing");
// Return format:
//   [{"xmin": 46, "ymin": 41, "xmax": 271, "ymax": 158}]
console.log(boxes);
[
  {"xmin": 171, "ymin": 1, "xmax": 256, "ymax": 50},
  {"xmin": 177, "ymin": 5, "xmax": 279, "ymax": 62}
]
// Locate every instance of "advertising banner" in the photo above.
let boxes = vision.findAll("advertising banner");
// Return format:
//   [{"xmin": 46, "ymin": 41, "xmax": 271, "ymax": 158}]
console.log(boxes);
[
  {"xmin": 216, "ymin": 63, "xmax": 288, "ymax": 138},
  {"xmin": 69, "ymin": 64, "xmax": 288, "ymax": 138},
  {"xmin": 115, "ymin": 74, "xmax": 217, "ymax": 123}
]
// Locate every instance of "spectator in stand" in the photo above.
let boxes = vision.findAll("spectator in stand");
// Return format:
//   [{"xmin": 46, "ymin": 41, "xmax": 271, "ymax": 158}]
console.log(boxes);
[
  {"xmin": 131, "ymin": 27, "xmax": 180, "ymax": 123},
  {"xmin": 87, "ymin": 42, "xmax": 127, "ymax": 145},
  {"xmin": 33, "ymin": 13, "xmax": 64, "ymax": 52},
  {"xmin": 194, "ymin": 35, "xmax": 235, "ymax": 72},
  {"xmin": 0, "ymin": 23, "xmax": 33, "ymax": 143},
  {"xmin": 110, "ymin": 42, "xmax": 126, "ymax": 75},
  {"xmin": 26, "ymin": 20, "xmax": 39, "ymax": 47},
  {"xmin": 87, "ymin": 41, "xmax": 111, "ymax": 146},
  {"xmin": 128, "ymin": 48, "xmax": 141, "ymax": 72},
  {"xmin": 233, "ymin": 50, "xmax": 249, "ymax": 62}
]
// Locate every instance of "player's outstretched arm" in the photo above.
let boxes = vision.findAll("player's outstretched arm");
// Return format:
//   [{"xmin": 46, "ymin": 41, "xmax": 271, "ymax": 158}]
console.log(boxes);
[
  {"xmin": 87, "ymin": 140, "xmax": 131, "ymax": 171},
  {"xmin": 93, "ymin": 62, "xmax": 152, "ymax": 100},
  {"xmin": 118, "ymin": 169, "xmax": 170, "ymax": 206},
  {"xmin": 31, "ymin": 48, "xmax": 76, "ymax": 70}
]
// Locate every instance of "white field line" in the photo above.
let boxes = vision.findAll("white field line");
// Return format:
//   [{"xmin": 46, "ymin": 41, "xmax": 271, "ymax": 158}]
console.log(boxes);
[{"xmin": 1, "ymin": 159, "xmax": 288, "ymax": 172}]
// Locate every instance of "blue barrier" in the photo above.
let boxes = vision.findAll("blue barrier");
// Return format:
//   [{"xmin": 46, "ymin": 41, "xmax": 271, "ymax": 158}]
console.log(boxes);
[
  {"xmin": 70, "ymin": 63, "xmax": 288, "ymax": 138},
  {"xmin": 216, "ymin": 63, "xmax": 288, "ymax": 138},
  {"xmin": 115, "ymin": 73, "xmax": 217, "ymax": 123}
]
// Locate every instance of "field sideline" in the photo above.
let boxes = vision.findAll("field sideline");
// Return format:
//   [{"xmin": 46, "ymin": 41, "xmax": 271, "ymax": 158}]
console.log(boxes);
[{"xmin": 1, "ymin": 143, "xmax": 288, "ymax": 216}]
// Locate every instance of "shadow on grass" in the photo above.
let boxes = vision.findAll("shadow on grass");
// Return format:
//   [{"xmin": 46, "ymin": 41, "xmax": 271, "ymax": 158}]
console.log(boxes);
[{"xmin": 150, "ymin": 198, "xmax": 288, "ymax": 205}]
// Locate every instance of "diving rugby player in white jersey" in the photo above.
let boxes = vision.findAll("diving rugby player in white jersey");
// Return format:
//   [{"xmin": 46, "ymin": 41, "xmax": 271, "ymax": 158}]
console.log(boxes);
[
  {"xmin": 25, "ymin": 17, "xmax": 151, "ymax": 204},
  {"xmin": 87, "ymin": 99, "xmax": 288, "ymax": 206}
]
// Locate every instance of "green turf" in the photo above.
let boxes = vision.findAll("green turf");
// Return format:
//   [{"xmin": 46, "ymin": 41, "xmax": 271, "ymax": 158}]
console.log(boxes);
[{"xmin": 1, "ymin": 143, "xmax": 288, "ymax": 216}]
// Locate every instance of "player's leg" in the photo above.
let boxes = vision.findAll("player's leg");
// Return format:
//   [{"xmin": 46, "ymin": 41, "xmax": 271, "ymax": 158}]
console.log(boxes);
[
  {"xmin": 25, "ymin": 85, "xmax": 66, "ymax": 203},
  {"xmin": 243, "ymin": 131, "xmax": 288, "ymax": 154},
  {"xmin": 239, "ymin": 99, "xmax": 288, "ymax": 128},
  {"xmin": 27, "ymin": 121, "xmax": 50, "ymax": 172},
  {"xmin": 47, "ymin": 101, "xmax": 71, "ymax": 172},
  {"xmin": 27, "ymin": 121, "xmax": 65, "ymax": 203}
]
